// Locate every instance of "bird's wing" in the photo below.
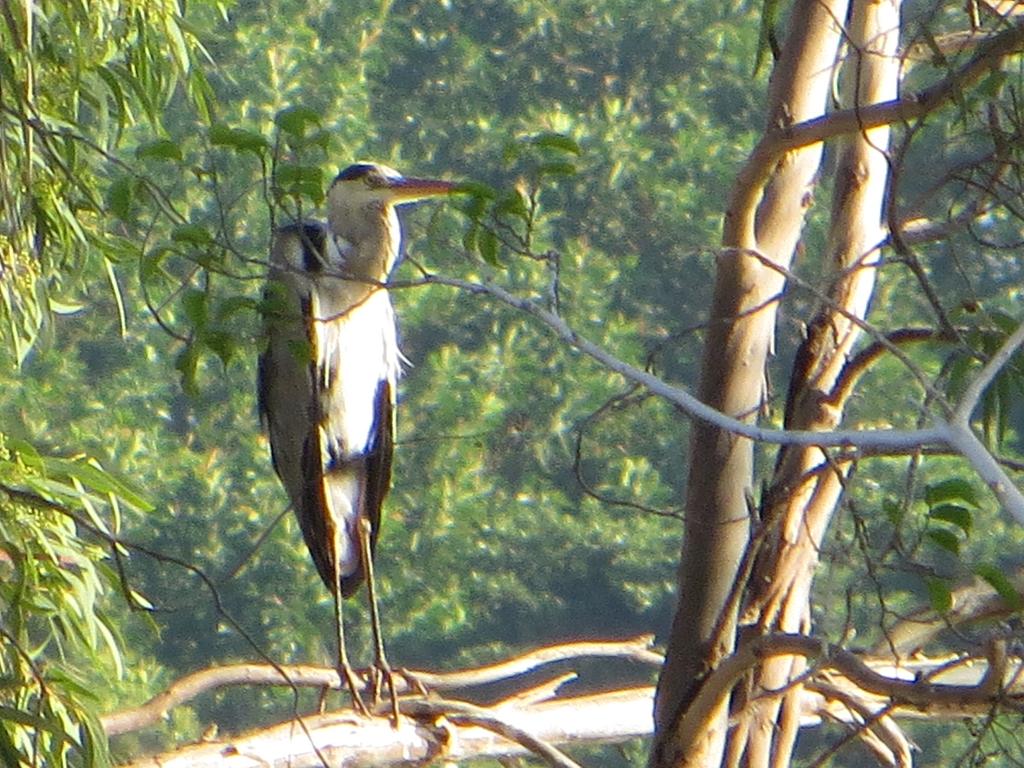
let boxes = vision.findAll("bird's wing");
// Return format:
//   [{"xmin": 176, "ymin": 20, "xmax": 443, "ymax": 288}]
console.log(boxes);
[
  {"xmin": 259, "ymin": 228, "xmax": 320, "ymax": 498},
  {"xmin": 259, "ymin": 224, "xmax": 339, "ymax": 593}
]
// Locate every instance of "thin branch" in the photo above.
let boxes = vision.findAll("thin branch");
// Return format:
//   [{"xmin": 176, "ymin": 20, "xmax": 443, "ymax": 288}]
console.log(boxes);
[
  {"xmin": 403, "ymin": 272, "xmax": 949, "ymax": 451},
  {"xmin": 807, "ymin": 682, "xmax": 912, "ymax": 768},
  {"xmin": 692, "ymin": 633, "xmax": 1024, "ymax": 732},
  {"xmin": 954, "ymin": 316, "xmax": 1024, "ymax": 425},
  {"xmin": 394, "ymin": 273, "xmax": 1024, "ymax": 521},
  {"xmin": 403, "ymin": 699, "xmax": 584, "ymax": 768},
  {"xmin": 727, "ymin": 19, "xmax": 1024, "ymax": 248}
]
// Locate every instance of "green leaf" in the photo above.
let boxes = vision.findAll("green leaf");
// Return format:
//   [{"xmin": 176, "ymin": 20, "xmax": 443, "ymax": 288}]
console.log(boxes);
[
  {"xmin": 203, "ymin": 330, "xmax": 238, "ymax": 365},
  {"xmin": 494, "ymin": 191, "xmax": 529, "ymax": 220},
  {"xmin": 141, "ymin": 246, "xmax": 172, "ymax": 284},
  {"xmin": 95, "ymin": 65, "xmax": 128, "ymax": 133},
  {"xmin": 171, "ymin": 224, "xmax": 213, "ymax": 246},
  {"xmin": 478, "ymin": 228, "xmax": 501, "ymax": 267},
  {"xmin": 209, "ymin": 123, "xmax": 268, "ymax": 155},
  {"xmin": 0, "ymin": 706, "xmax": 74, "ymax": 740},
  {"xmin": 107, "ymin": 176, "xmax": 134, "ymax": 221},
  {"xmin": 538, "ymin": 161, "xmax": 577, "ymax": 177},
  {"xmin": 453, "ymin": 181, "xmax": 496, "ymax": 200},
  {"xmin": 136, "ymin": 139, "xmax": 182, "ymax": 162},
  {"xmin": 925, "ymin": 528, "xmax": 961, "ymax": 555},
  {"xmin": 163, "ymin": 15, "xmax": 192, "ymax": 74},
  {"xmin": 927, "ymin": 504, "xmax": 972, "ymax": 535},
  {"xmin": 275, "ymin": 105, "xmax": 321, "ymax": 137},
  {"xmin": 974, "ymin": 564, "xmax": 1023, "ymax": 609},
  {"xmin": 530, "ymin": 132, "xmax": 581, "ymax": 155},
  {"xmin": 925, "ymin": 576, "xmax": 953, "ymax": 614},
  {"xmin": 78, "ymin": 709, "xmax": 113, "ymax": 768},
  {"xmin": 182, "ymin": 289, "xmax": 208, "ymax": 329},
  {"xmin": 275, "ymin": 163, "xmax": 324, "ymax": 204},
  {"xmin": 882, "ymin": 499, "xmax": 903, "ymax": 526},
  {"xmin": 461, "ymin": 224, "xmax": 478, "ymax": 252},
  {"xmin": 105, "ymin": 257, "xmax": 127, "ymax": 339},
  {"xmin": 128, "ymin": 589, "xmax": 155, "ymax": 611},
  {"xmin": 16, "ymin": 454, "xmax": 153, "ymax": 512},
  {"xmin": 924, "ymin": 478, "xmax": 980, "ymax": 508},
  {"xmin": 48, "ymin": 297, "xmax": 87, "ymax": 315},
  {"xmin": 0, "ymin": 722, "xmax": 20, "ymax": 767},
  {"xmin": 215, "ymin": 295, "xmax": 258, "ymax": 322},
  {"xmin": 276, "ymin": 163, "xmax": 323, "ymax": 186},
  {"xmin": 176, "ymin": 343, "xmax": 200, "ymax": 396}
]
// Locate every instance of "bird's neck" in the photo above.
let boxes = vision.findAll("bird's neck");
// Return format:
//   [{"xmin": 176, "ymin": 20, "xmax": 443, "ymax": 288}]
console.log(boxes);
[{"xmin": 329, "ymin": 204, "xmax": 400, "ymax": 282}]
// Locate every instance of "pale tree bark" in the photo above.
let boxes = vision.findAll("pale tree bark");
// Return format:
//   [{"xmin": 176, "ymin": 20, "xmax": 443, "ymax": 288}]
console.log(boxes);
[
  {"xmin": 108, "ymin": 639, "xmax": 1024, "ymax": 768},
  {"xmin": 651, "ymin": 3, "xmax": 850, "ymax": 765},
  {"xmin": 727, "ymin": 3, "xmax": 902, "ymax": 767},
  {"xmin": 650, "ymin": 4, "xmax": 1024, "ymax": 768}
]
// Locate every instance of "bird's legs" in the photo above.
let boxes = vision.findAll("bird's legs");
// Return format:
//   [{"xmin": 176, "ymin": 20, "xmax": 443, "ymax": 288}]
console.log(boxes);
[
  {"xmin": 332, "ymin": 529, "xmax": 369, "ymax": 716},
  {"xmin": 358, "ymin": 517, "xmax": 401, "ymax": 725}
]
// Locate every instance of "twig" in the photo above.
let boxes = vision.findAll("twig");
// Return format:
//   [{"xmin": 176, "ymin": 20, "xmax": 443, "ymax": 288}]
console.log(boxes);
[
  {"xmin": 395, "ymin": 274, "xmax": 1024, "ymax": 522},
  {"xmin": 404, "ymin": 699, "xmax": 583, "ymax": 768}
]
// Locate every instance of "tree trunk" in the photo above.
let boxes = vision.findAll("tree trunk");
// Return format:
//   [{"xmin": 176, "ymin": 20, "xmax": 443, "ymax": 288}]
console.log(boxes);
[
  {"xmin": 727, "ymin": 3, "xmax": 902, "ymax": 767},
  {"xmin": 652, "ymin": 4, "xmax": 851, "ymax": 766}
]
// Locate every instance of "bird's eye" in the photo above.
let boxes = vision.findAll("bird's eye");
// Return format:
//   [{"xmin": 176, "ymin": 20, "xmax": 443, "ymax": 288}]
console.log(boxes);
[{"xmin": 365, "ymin": 171, "xmax": 387, "ymax": 188}]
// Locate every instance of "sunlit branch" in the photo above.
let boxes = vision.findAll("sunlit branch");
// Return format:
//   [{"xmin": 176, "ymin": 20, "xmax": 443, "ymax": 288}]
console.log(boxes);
[
  {"xmin": 101, "ymin": 637, "xmax": 662, "ymax": 736},
  {"xmin": 727, "ymin": 19, "xmax": 1024, "ymax": 249},
  {"xmin": 399, "ymin": 273, "xmax": 1024, "ymax": 523}
]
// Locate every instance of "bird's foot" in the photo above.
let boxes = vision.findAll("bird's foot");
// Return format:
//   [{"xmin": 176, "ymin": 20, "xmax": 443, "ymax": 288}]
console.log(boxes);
[
  {"xmin": 370, "ymin": 664, "xmax": 433, "ymax": 728},
  {"xmin": 370, "ymin": 657, "xmax": 434, "ymax": 727},
  {"xmin": 395, "ymin": 666, "xmax": 430, "ymax": 698},
  {"xmin": 338, "ymin": 663, "xmax": 371, "ymax": 717},
  {"xmin": 367, "ymin": 658, "xmax": 401, "ymax": 727}
]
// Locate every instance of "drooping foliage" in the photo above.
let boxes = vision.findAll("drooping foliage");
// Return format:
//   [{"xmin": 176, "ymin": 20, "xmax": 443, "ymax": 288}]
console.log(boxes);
[
  {"xmin": 0, "ymin": 1, "xmax": 212, "ymax": 763},
  {"xmin": 5, "ymin": 0, "xmax": 1024, "ymax": 765},
  {"xmin": 0, "ymin": 1, "xmax": 766, "ymax": 761}
]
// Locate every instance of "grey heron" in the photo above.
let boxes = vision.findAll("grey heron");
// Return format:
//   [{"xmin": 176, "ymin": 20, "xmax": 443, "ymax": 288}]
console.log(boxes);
[{"xmin": 258, "ymin": 163, "xmax": 455, "ymax": 715}]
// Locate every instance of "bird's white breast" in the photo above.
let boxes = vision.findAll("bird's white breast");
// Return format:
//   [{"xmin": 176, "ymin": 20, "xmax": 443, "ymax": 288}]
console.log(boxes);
[{"xmin": 310, "ymin": 282, "xmax": 399, "ymax": 460}]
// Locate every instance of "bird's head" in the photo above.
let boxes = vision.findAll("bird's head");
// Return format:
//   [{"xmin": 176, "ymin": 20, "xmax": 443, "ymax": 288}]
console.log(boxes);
[
  {"xmin": 331, "ymin": 163, "xmax": 456, "ymax": 204},
  {"xmin": 326, "ymin": 163, "xmax": 455, "ymax": 247}
]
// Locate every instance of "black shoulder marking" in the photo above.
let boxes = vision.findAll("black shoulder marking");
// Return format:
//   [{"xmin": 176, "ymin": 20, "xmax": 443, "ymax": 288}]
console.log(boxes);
[
  {"xmin": 362, "ymin": 378, "xmax": 394, "ymax": 565},
  {"xmin": 256, "ymin": 350, "xmax": 270, "ymax": 427},
  {"xmin": 335, "ymin": 163, "xmax": 376, "ymax": 182},
  {"xmin": 277, "ymin": 221, "xmax": 328, "ymax": 272}
]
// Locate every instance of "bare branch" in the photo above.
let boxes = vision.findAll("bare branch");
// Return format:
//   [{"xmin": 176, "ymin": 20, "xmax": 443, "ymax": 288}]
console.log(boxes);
[
  {"xmin": 116, "ymin": 689, "xmax": 655, "ymax": 768},
  {"xmin": 406, "ymin": 272, "xmax": 949, "ymax": 451},
  {"xmin": 398, "ymin": 274, "xmax": 1024, "ymax": 523},
  {"xmin": 107, "ymin": 635, "xmax": 1024, "ymax": 768},
  {"xmin": 780, "ymin": 20, "xmax": 1024, "ymax": 153},
  {"xmin": 953, "ymin": 317, "xmax": 1024, "ymax": 426},
  {"xmin": 690, "ymin": 633, "xmax": 1024, "ymax": 729},
  {"xmin": 101, "ymin": 637, "xmax": 661, "ymax": 737}
]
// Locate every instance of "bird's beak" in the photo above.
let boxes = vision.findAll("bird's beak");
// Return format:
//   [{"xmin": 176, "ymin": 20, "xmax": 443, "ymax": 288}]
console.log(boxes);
[{"xmin": 386, "ymin": 177, "xmax": 458, "ymax": 203}]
